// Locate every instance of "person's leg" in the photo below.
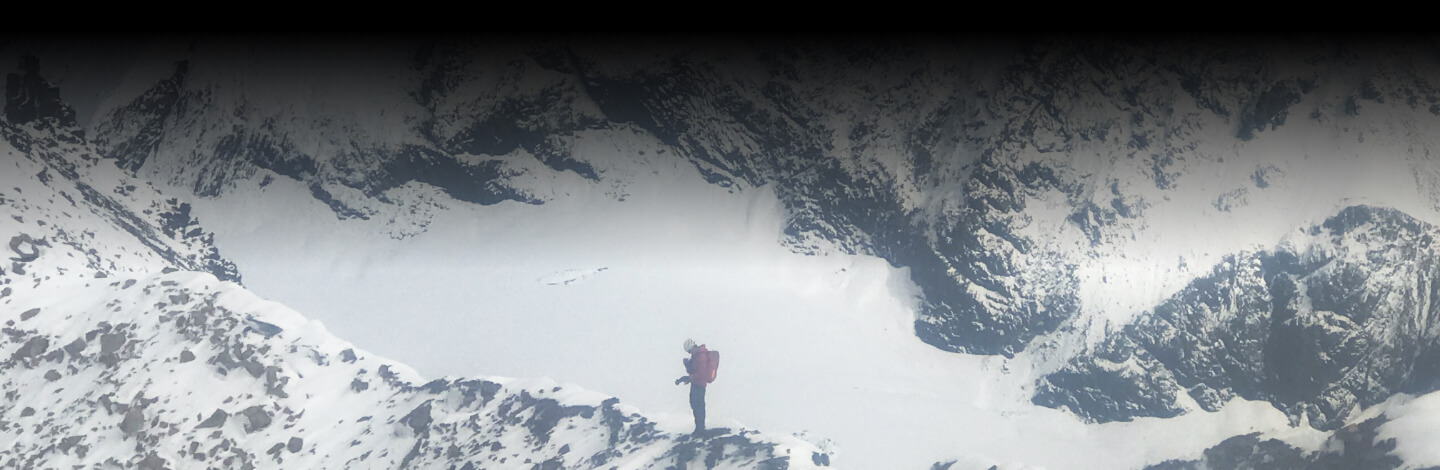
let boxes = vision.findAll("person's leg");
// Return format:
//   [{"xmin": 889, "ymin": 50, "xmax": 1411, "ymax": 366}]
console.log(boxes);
[{"xmin": 689, "ymin": 384, "xmax": 706, "ymax": 433}]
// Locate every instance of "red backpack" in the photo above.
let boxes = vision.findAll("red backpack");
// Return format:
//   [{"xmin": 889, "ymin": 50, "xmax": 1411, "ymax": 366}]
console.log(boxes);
[{"xmin": 692, "ymin": 346, "xmax": 721, "ymax": 386}]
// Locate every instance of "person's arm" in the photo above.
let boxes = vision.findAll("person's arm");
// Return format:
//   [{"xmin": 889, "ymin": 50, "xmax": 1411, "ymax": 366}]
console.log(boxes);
[{"xmin": 675, "ymin": 357, "xmax": 694, "ymax": 385}]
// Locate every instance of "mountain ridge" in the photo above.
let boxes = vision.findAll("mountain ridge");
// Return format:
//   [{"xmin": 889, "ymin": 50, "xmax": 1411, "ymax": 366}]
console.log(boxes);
[
  {"xmin": 9, "ymin": 36, "xmax": 1440, "ymax": 468},
  {"xmin": 0, "ymin": 56, "xmax": 832, "ymax": 470}
]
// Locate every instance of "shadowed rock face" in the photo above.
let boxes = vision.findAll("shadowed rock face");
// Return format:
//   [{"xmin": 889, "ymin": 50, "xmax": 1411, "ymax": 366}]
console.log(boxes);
[
  {"xmin": 5, "ymin": 55, "xmax": 76, "ymax": 127},
  {"xmin": 1036, "ymin": 206, "xmax": 1440, "ymax": 430}
]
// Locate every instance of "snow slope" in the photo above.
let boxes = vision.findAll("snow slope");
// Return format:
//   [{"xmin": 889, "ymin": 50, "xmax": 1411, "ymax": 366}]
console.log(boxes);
[{"xmin": 1, "ymin": 270, "xmax": 828, "ymax": 470}]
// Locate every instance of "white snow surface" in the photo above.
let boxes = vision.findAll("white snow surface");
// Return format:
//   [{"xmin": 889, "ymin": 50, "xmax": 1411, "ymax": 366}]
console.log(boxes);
[
  {"xmin": 1379, "ymin": 392, "xmax": 1440, "ymax": 467},
  {"xmin": 172, "ymin": 124, "xmax": 1440, "ymax": 469}
]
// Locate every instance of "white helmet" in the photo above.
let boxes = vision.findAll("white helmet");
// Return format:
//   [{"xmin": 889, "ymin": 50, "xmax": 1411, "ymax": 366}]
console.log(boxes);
[{"xmin": 683, "ymin": 338, "xmax": 697, "ymax": 353}]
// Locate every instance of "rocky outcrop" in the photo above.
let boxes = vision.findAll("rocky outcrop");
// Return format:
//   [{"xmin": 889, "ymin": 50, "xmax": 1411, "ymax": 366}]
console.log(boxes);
[{"xmin": 1036, "ymin": 206, "xmax": 1440, "ymax": 430}]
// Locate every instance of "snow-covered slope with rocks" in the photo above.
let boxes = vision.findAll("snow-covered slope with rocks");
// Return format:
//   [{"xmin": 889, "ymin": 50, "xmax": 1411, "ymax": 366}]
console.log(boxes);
[
  {"xmin": 1036, "ymin": 205, "xmax": 1440, "ymax": 431},
  {"xmin": 9, "ymin": 35, "xmax": 1440, "ymax": 469},
  {"xmin": 1, "ymin": 55, "xmax": 238, "ymax": 284},
  {"xmin": 0, "ymin": 49, "xmax": 831, "ymax": 470},
  {"xmin": 2, "ymin": 270, "xmax": 825, "ymax": 470}
]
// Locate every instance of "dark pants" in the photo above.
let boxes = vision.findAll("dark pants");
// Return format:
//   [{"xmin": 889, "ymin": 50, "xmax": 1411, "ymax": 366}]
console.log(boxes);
[{"xmin": 689, "ymin": 383, "xmax": 706, "ymax": 433}]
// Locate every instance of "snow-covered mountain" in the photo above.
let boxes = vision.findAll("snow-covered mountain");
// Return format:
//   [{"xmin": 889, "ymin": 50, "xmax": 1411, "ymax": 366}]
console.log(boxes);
[
  {"xmin": 0, "ymin": 54, "xmax": 831, "ymax": 470},
  {"xmin": 62, "ymin": 38, "xmax": 1440, "ymax": 354},
  {"xmin": 4, "ymin": 270, "xmax": 823, "ymax": 470},
  {"xmin": 8, "ymin": 35, "xmax": 1440, "ymax": 469},
  {"xmin": 1036, "ymin": 205, "xmax": 1440, "ymax": 428}
]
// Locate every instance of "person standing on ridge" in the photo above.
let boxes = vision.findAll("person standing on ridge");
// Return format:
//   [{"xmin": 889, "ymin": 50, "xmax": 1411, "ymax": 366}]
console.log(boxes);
[{"xmin": 674, "ymin": 338, "xmax": 719, "ymax": 435}]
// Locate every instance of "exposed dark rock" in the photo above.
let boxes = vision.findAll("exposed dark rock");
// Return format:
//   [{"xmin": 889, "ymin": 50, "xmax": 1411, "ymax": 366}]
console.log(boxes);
[
  {"xmin": 62, "ymin": 338, "xmax": 85, "ymax": 356},
  {"xmin": 242, "ymin": 359, "xmax": 264, "ymax": 378},
  {"xmin": 400, "ymin": 401, "xmax": 431, "ymax": 435},
  {"xmin": 264, "ymin": 366, "xmax": 289, "ymax": 398},
  {"xmin": 197, "ymin": 409, "xmax": 228, "ymax": 428},
  {"xmin": 167, "ymin": 292, "xmax": 190, "ymax": 305},
  {"xmin": 93, "ymin": 60, "xmax": 189, "ymax": 172},
  {"xmin": 243, "ymin": 316, "xmax": 282, "ymax": 337},
  {"xmin": 457, "ymin": 379, "xmax": 502, "ymax": 408},
  {"xmin": 240, "ymin": 405, "xmax": 271, "ymax": 433},
  {"xmin": 99, "ymin": 331, "xmax": 126, "ymax": 355},
  {"xmin": 532, "ymin": 456, "xmax": 564, "ymax": 470},
  {"xmin": 19, "ymin": 307, "xmax": 39, "ymax": 320},
  {"xmin": 120, "ymin": 406, "xmax": 144, "ymax": 434},
  {"xmin": 58, "ymin": 435, "xmax": 82, "ymax": 454},
  {"xmin": 514, "ymin": 392, "xmax": 596, "ymax": 445},
  {"xmin": 43, "ymin": 369, "xmax": 60, "ymax": 381},
  {"xmin": 8, "ymin": 234, "xmax": 42, "ymax": 262},
  {"xmin": 287, "ymin": 437, "xmax": 302, "ymax": 453},
  {"xmin": 137, "ymin": 452, "xmax": 167, "ymax": 470},
  {"xmin": 350, "ymin": 378, "xmax": 368, "ymax": 392},
  {"xmin": 4, "ymin": 55, "xmax": 76, "ymax": 126},
  {"xmin": 11, "ymin": 335, "xmax": 48, "ymax": 361},
  {"xmin": 179, "ymin": 350, "xmax": 195, "ymax": 363},
  {"xmin": 1237, "ymin": 78, "xmax": 1311, "ymax": 140}
]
